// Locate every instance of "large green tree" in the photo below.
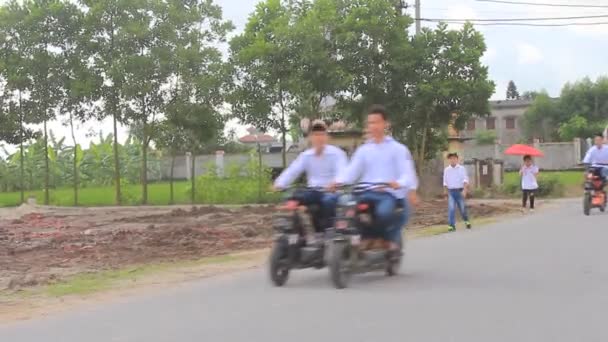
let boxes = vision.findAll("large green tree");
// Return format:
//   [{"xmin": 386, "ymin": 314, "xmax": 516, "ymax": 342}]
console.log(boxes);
[
  {"xmin": 230, "ymin": 0, "xmax": 297, "ymax": 168},
  {"xmin": 405, "ymin": 23, "xmax": 494, "ymax": 166}
]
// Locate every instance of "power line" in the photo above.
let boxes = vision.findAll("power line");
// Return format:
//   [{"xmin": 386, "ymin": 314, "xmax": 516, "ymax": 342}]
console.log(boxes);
[
  {"xmin": 417, "ymin": 14, "xmax": 608, "ymax": 22},
  {"xmin": 432, "ymin": 20, "xmax": 608, "ymax": 26},
  {"xmin": 475, "ymin": 0, "xmax": 608, "ymax": 8}
]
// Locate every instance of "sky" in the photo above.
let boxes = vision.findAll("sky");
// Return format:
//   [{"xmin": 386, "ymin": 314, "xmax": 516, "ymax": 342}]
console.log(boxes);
[{"xmin": 14, "ymin": 0, "xmax": 608, "ymax": 150}]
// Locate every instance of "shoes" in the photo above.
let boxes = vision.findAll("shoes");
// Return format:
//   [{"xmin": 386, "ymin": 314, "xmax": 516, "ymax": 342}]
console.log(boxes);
[
  {"xmin": 448, "ymin": 225, "xmax": 456, "ymax": 232},
  {"xmin": 465, "ymin": 221, "xmax": 472, "ymax": 229}
]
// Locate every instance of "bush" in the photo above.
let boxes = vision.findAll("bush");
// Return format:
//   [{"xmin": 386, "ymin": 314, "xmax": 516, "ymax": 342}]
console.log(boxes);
[
  {"xmin": 500, "ymin": 173, "xmax": 565, "ymax": 198},
  {"xmin": 190, "ymin": 152, "xmax": 281, "ymax": 205},
  {"xmin": 475, "ymin": 130, "xmax": 497, "ymax": 145}
]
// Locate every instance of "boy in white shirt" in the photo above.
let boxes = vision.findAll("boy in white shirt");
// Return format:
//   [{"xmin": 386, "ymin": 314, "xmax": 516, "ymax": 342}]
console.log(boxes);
[
  {"xmin": 520, "ymin": 155, "xmax": 539, "ymax": 212},
  {"xmin": 443, "ymin": 153, "xmax": 471, "ymax": 232}
]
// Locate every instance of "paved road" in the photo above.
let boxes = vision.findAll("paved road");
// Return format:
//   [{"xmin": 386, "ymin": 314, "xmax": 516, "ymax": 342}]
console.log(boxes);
[{"xmin": 2, "ymin": 200, "xmax": 607, "ymax": 342}]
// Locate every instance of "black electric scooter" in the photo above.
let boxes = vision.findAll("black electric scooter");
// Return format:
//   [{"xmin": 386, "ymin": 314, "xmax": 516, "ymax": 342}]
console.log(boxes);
[{"xmin": 327, "ymin": 183, "xmax": 406, "ymax": 289}]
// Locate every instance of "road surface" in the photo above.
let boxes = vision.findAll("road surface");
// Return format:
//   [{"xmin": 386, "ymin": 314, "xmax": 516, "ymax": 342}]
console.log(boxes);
[{"xmin": 1, "ymin": 200, "xmax": 607, "ymax": 342}]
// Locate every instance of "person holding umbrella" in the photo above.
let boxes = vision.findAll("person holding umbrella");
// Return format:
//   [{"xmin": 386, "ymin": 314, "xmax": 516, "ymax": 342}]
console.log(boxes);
[
  {"xmin": 520, "ymin": 155, "xmax": 540, "ymax": 213},
  {"xmin": 505, "ymin": 144, "xmax": 544, "ymax": 213}
]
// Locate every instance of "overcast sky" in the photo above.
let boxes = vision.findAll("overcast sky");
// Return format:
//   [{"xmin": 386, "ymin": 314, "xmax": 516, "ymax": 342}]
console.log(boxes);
[{"xmin": 18, "ymin": 0, "xmax": 608, "ymax": 149}]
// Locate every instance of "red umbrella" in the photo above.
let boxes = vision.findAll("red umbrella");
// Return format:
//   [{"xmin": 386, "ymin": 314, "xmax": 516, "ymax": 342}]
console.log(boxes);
[{"xmin": 504, "ymin": 144, "xmax": 544, "ymax": 157}]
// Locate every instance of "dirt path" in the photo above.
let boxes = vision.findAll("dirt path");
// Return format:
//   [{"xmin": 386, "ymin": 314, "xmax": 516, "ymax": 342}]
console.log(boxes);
[{"xmin": 0, "ymin": 201, "xmax": 518, "ymax": 292}]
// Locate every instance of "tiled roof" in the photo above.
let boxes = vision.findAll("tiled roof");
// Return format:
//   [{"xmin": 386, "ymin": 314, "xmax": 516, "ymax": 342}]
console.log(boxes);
[{"xmin": 238, "ymin": 134, "xmax": 275, "ymax": 143}]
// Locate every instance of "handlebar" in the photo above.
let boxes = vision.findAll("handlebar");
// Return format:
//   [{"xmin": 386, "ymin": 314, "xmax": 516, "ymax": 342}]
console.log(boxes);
[{"xmin": 274, "ymin": 185, "xmax": 327, "ymax": 193}]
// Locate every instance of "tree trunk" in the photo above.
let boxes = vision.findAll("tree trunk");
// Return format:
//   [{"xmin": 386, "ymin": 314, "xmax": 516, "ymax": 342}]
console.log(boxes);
[
  {"xmin": 70, "ymin": 114, "xmax": 79, "ymax": 206},
  {"xmin": 415, "ymin": 112, "xmax": 431, "ymax": 174},
  {"xmin": 112, "ymin": 112, "xmax": 122, "ymax": 205},
  {"xmin": 18, "ymin": 92, "xmax": 24, "ymax": 204},
  {"xmin": 43, "ymin": 119, "xmax": 50, "ymax": 205},
  {"xmin": 279, "ymin": 94, "xmax": 287, "ymax": 168},
  {"xmin": 190, "ymin": 154, "xmax": 196, "ymax": 204},
  {"xmin": 141, "ymin": 113, "xmax": 148, "ymax": 205},
  {"xmin": 109, "ymin": 19, "xmax": 121, "ymax": 205},
  {"xmin": 169, "ymin": 153, "xmax": 175, "ymax": 205},
  {"xmin": 258, "ymin": 144, "xmax": 262, "ymax": 202}
]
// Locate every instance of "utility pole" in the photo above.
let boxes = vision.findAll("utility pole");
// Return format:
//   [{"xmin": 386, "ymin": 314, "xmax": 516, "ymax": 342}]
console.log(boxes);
[{"xmin": 415, "ymin": 0, "xmax": 421, "ymax": 34}]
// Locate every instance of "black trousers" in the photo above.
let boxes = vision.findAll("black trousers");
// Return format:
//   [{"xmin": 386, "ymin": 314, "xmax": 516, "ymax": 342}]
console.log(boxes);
[{"xmin": 522, "ymin": 189, "xmax": 536, "ymax": 209}]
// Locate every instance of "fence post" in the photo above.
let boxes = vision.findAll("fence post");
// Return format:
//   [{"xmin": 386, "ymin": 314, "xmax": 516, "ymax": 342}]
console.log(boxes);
[
  {"xmin": 185, "ymin": 152, "xmax": 192, "ymax": 180},
  {"xmin": 215, "ymin": 150, "xmax": 225, "ymax": 178},
  {"xmin": 257, "ymin": 143, "xmax": 262, "ymax": 203}
]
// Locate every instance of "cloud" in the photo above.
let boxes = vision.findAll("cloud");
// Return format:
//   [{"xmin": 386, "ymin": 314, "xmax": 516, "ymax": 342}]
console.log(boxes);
[{"xmin": 517, "ymin": 43, "xmax": 543, "ymax": 65}]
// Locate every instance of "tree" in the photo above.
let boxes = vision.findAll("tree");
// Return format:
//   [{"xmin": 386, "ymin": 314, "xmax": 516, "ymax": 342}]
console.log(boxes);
[
  {"xmin": 402, "ymin": 22, "xmax": 494, "ymax": 166},
  {"xmin": 330, "ymin": 0, "xmax": 416, "ymax": 128},
  {"xmin": 158, "ymin": 0, "xmax": 232, "ymax": 204},
  {"xmin": 524, "ymin": 76, "xmax": 608, "ymax": 141},
  {"xmin": 155, "ymin": 119, "xmax": 188, "ymax": 204},
  {"xmin": 54, "ymin": 0, "xmax": 99, "ymax": 206},
  {"xmin": 119, "ymin": 0, "xmax": 167, "ymax": 204},
  {"xmin": 521, "ymin": 90, "xmax": 540, "ymax": 100},
  {"xmin": 229, "ymin": 0, "xmax": 296, "ymax": 168},
  {"xmin": 23, "ymin": 0, "xmax": 68, "ymax": 205},
  {"xmin": 0, "ymin": 1, "xmax": 39, "ymax": 203},
  {"xmin": 287, "ymin": 0, "xmax": 344, "ymax": 121},
  {"xmin": 521, "ymin": 91, "xmax": 559, "ymax": 142},
  {"xmin": 506, "ymin": 80, "xmax": 520, "ymax": 100},
  {"xmin": 82, "ymin": 0, "xmax": 142, "ymax": 204}
]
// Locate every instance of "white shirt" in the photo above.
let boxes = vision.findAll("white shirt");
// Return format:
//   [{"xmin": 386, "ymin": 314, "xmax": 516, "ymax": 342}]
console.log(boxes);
[
  {"xmin": 274, "ymin": 145, "xmax": 348, "ymax": 189},
  {"xmin": 336, "ymin": 137, "xmax": 418, "ymax": 199},
  {"xmin": 443, "ymin": 164, "xmax": 469, "ymax": 189},
  {"xmin": 583, "ymin": 145, "xmax": 608, "ymax": 166},
  {"xmin": 520, "ymin": 165, "xmax": 539, "ymax": 190}
]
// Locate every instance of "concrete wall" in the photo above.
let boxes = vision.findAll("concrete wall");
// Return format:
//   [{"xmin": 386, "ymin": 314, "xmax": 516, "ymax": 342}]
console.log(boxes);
[
  {"xmin": 160, "ymin": 152, "xmax": 299, "ymax": 180},
  {"xmin": 462, "ymin": 140, "xmax": 583, "ymax": 171}
]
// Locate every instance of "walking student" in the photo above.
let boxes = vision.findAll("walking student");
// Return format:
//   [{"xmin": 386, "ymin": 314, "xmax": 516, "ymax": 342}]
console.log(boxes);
[
  {"xmin": 443, "ymin": 153, "xmax": 471, "ymax": 232},
  {"xmin": 520, "ymin": 155, "xmax": 539, "ymax": 213}
]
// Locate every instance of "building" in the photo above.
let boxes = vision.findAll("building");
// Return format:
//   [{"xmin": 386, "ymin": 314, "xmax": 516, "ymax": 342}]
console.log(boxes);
[
  {"xmin": 238, "ymin": 127, "xmax": 276, "ymax": 148},
  {"xmin": 462, "ymin": 99, "xmax": 533, "ymax": 145}
]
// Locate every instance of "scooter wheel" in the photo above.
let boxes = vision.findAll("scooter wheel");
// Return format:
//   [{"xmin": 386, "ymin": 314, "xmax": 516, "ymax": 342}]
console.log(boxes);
[
  {"xmin": 583, "ymin": 193, "xmax": 591, "ymax": 216},
  {"xmin": 328, "ymin": 242, "xmax": 351, "ymax": 289},
  {"xmin": 269, "ymin": 240, "xmax": 290, "ymax": 287}
]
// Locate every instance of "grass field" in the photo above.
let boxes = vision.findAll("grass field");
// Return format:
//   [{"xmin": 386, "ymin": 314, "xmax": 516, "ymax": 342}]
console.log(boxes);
[
  {"xmin": 504, "ymin": 170, "xmax": 583, "ymax": 197},
  {"xmin": 0, "ymin": 171, "xmax": 585, "ymax": 207},
  {"xmin": 504, "ymin": 170, "xmax": 583, "ymax": 187},
  {"xmin": 0, "ymin": 181, "xmax": 196, "ymax": 207}
]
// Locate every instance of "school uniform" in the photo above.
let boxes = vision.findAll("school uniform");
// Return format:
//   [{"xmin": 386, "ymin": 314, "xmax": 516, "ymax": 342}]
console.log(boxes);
[{"xmin": 520, "ymin": 165, "xmax": 539, "ymax": 209}]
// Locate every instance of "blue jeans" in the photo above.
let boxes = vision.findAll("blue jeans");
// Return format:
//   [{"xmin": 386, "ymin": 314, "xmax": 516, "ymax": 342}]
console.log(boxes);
[
  {"xmin": 356, "ymin": 191, "xmax": 408, "ymax": 243},
  {"xmin": 448, "ymin": 189, "xmax": 469, "ymax": 227},
  {"xmin": 291, "ymin": 190, "xmax": 338, "ymax": 232}
]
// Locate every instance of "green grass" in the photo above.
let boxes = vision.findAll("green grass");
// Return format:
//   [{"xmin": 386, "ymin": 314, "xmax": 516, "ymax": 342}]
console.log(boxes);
[
  {"xmin": 0, "ymin": 180, "xmax": 280, "ymax": 207},
  {"xmin": 504, "ymin": 170, "xmax": 583, "ymax": 197},
  {"xmin": 504, "ymin": 170, "xmax": 582, "ymax": 187},
  {"xmin": 44, "ymin": 254, "xmax": 242, "ymax": 297}
]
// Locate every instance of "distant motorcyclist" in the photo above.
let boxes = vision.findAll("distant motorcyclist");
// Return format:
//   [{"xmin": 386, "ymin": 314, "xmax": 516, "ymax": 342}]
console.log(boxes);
[
  {"xmin": 332, "ymin": 104, "xmax": 419, "ymax": 253},
  {"xmin": 273, "ymin": 121, "xmax": 347, "ymax": 233},
  {"xmin": 582, "ymin": 132, "xmax": 608, "ymax": 179}
]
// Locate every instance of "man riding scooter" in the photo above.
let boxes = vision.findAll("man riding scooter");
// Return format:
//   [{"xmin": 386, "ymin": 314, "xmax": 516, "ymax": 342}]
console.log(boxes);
[
  {"xmin": 582, "ymin": 133, "xmax": 608, "ymax": 215},
  {"xmin": 273, "ymin": 121, "xmax": 348, "ymax": 238},
  {"xmin": 582, "ymin": 133, "xmax": 608, "ymax": 179},
  {"xmin": 332, "ymin": 104, "xmax": 419, "ymax": 259}
]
